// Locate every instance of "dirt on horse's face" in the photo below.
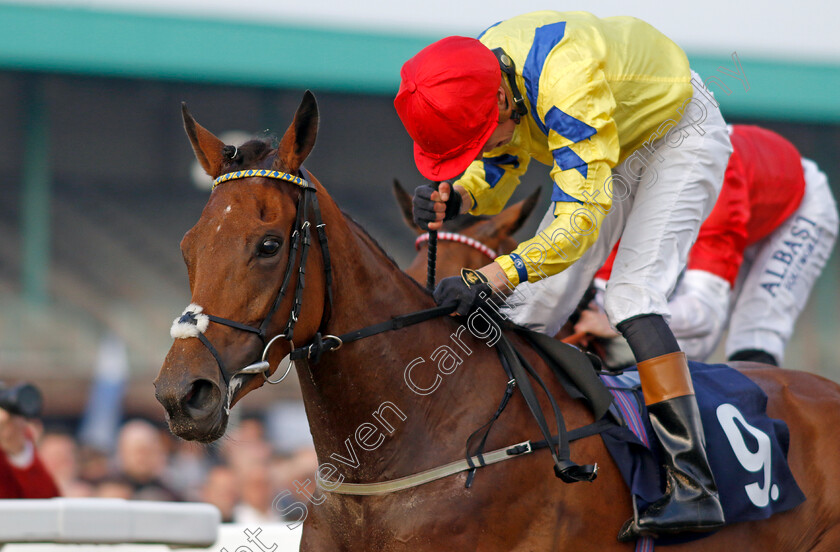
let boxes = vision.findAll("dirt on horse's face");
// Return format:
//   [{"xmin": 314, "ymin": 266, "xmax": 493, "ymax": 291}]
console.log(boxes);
[{"xmin": 155, "ymin": 93, "xmax": 322, "ymax": 442}]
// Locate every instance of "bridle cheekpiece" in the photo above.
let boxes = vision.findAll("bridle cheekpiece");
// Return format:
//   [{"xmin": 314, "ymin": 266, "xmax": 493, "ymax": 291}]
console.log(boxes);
[{"xmin": 172, "ymin": 167, "xmax": 334, "ymax": 411}]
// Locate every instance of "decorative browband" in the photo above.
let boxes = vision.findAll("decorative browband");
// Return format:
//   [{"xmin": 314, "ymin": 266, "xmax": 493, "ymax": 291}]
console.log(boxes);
[
  {"xmin": 415, "ymin": 232, "xmax": 498, "ymax": 260},
  {"xmin": 213, "ymin": 169, "xmax": 310, "ymax": 190}
]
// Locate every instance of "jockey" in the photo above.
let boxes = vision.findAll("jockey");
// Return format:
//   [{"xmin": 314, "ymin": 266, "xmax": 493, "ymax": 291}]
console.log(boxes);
[
  {"xmin": 578, "ymin": 125, "xmax": 839, "ymax": 366},
  {"xmin": 394, "ymin": 11, "xmax": 732, "ymax": 540}
]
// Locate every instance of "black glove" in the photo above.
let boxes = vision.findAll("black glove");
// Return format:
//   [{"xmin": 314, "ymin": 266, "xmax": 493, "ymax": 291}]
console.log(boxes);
[
  {"xmin": 433, "ymin": 268, "xmax": 494, "ymax": 317},
  {"xmin": 413, "ymin": 184, "xmax": 462, "ymax": 230}
]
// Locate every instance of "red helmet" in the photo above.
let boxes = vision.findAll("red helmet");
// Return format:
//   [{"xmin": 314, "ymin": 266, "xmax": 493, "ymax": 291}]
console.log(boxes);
[{"xmin": 394, "ymin": 36, "xmax": 501, "ymax": 181}]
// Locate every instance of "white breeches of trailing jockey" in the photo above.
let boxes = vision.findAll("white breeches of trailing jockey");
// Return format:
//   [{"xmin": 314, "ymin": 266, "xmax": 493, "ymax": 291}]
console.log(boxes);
[{"xmin": 724, "ymin": 158, "xmax": 839, "ymax": 363}]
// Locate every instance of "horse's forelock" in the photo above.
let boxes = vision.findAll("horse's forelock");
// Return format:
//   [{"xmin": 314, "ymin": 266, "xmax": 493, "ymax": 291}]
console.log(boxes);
[{"xmin": 229, "ymin": 139, "xmax": 276, "ymax": 171}]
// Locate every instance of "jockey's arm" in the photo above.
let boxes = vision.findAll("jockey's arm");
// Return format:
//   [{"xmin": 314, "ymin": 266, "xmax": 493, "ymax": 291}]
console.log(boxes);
[
  {"xmin": 476, "ymin": 193, "xmax": 611, "ymax": 293},
  {"xmin": 463, "ymin": 50, "xmax": 619, "ymax": 290},
  {"xmin": 667, "ymin": 269, "xmax": 732, "ymax": 361},
  {"xmin": 454, "ymin": 146, "xmax": 532, "ymax": 215},
  {"xmin": 466, "ymin": 147, "xmax": 616, "ymax": 290}
]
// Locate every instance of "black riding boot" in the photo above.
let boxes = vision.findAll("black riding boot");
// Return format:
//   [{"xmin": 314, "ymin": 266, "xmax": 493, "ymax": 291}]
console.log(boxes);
[{"xmin": 618, "ymin": 352, "xmax": 725, "ymax": 541}]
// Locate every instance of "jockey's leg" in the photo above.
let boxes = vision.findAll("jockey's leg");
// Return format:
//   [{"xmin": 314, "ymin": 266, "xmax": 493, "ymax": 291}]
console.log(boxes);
[
  {"xmin": 605, "ymin": 73, "xmax": 730, "ymax": 540},
  {"xmin": 617, "ymin": 317, "xmax": 725, "ymax": 539},
  {"xmin": 725, "ymin": 158, "xmax": 839, "ymax": 366},
  {"xmin": 502, "ymin": 189, "xmax": 629, "ymax": 336}
]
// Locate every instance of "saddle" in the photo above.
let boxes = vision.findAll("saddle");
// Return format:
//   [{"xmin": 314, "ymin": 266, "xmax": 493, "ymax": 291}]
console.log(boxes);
[{"xmin": 494, "ymin": 327, "xmax": 806, "ymax": 545}]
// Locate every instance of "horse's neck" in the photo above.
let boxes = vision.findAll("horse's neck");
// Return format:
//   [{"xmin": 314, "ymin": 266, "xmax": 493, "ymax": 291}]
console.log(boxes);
[{"xmin": 296, "ymin": 202, "xmax": 504, "ymax": 481}]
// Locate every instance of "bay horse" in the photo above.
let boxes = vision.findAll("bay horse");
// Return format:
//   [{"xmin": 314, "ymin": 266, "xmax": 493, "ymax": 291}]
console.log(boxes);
[{"xmin": 154, "ymin": 91, "xmax": 840, "ymax": 551}]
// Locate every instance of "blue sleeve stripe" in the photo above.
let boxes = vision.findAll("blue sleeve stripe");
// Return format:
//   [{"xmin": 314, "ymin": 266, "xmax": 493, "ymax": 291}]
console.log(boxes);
[
  {"xmin": 545, "ymin": 106, "xmax": 597, "ymax": 143},
  {"xmin": 549, "ymin": 146, "xmax": 585, "ymax": 203},
  {"xmin": 477, "ymin": 21, "xmax": 501, "ymax": 39},
  {"xmin": 483, "ymin": 153, "xmax": 520, "ymax": 188},
  {"xmin": 551, "ymin": 185, "xmax": 583, "ymax": 203},
  {"xmin": 522, "ymin": 21, "xmax": 567, "ymax": 136},
  {"xmin": 552, "ymin": 147, "xmax": 588, "ymax": 179},
  {"xmin": 508, "ymin": 253, "xmax": 530, "ymax": 284}
]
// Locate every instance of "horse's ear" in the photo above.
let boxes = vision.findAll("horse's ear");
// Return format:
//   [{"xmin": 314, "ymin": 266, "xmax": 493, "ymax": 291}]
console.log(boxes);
[
  {"xmin": 274, "ymin": 90, "xmax": 319, "ymax": 174},
  {"xmin": 489, "ymin": 187, "xmax": 542, "ymax": 236},
  {"xmin": 392, "ymin": 179, "xmax": 423, "ymax": 234},
  {"xmin": 181, "ymin": 103, "xmax": 226, "ymax": 179}
]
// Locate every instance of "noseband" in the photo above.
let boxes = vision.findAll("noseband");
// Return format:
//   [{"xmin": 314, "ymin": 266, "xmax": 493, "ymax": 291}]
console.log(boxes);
[{"xmin": 171, "ymin": 168, "xmax": 334, "ymax": 398}]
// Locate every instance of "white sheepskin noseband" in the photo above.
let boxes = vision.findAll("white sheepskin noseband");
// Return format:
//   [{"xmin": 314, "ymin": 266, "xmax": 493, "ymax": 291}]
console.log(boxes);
[{"xmin": 170, "ymin": 303, "xmax": 210, "ymax": 339}]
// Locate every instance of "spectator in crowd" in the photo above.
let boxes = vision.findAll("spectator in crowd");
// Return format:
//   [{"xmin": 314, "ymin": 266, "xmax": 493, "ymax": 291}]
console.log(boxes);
[
  {"xmin": 233, "ymin": 463, "xmax": 282, "ymax": 524},
  {"xmin": 94, "ymin": 477, "xmax": 133, "ymax": 499},
  {"xmin": 77, "ymin": 445, "xmax": 111, "ymax": 487},
  {"xmin": 201, "ymin": 465, "xmax": 239, "ymax": 523},
  {"xmin": 165, "ymin": 438, "xmax": 212, "ymax": 502},
  {"xmin": 220, "ymin": 417, "xmax": 273, "ymax": 477},
  {"xmin": 0, "ymin": 408, "xmax": 60, "ymax": 498},
  {"xmin": 38, "ymin": 432, "xmax": 92, "ymax": 497},
  {"xmin": 269, "ymin": 448, "xmax": 319, "ymax": 500},
  {"xmin": 30, "ymin": 403, "xmax": 321, "ymax": 524},
  {"xmin": 115, "ymin": 419, "xmax": 180, "ymax": 501}
]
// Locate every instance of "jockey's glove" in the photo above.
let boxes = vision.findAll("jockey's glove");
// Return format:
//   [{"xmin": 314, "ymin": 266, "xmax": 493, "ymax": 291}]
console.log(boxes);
[
  {"xmin": 413, "ymin": 184, "xmax": 462, "ymax": 230},
  {"xmin": 434, "ymin": 268, "xmax": 497, "ymax": 317}
]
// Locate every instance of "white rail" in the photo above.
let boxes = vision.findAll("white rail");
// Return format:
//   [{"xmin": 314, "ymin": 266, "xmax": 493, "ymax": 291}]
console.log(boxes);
[{"xmin": 0, "ymin": 499, "xmax": 221, "ymax": 548}]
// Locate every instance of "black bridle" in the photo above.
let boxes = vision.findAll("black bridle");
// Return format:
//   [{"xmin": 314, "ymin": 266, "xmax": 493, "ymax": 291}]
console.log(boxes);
[
  {"xmin": 174, "ymin": 167, "xmax": 334, "ymax": 393},
  {"xmin": 172, "ymin": 166, "xmax": 452, "ymax": 398}
]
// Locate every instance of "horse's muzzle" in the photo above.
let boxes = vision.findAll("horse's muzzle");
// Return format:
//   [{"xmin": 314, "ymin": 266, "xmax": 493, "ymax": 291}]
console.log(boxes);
[{"xmin": 154, "ymin": 371, "xmax": 228, "ymax": 442}]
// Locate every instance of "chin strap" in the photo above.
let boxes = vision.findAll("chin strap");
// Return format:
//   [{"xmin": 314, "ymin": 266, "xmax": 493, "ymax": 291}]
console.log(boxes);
[{"xmin": 492, "ymin": 47, "xmax": 528, "ymax": 122}]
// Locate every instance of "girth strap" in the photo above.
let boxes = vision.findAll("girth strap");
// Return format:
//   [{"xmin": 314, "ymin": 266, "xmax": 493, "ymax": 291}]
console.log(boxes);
[
  {"xmin": 321, "ymin": 418, "xmax": 613, "ymax": 496},
  {"xmin": 496, "ymin": 333, "xmax": 599, "ymax": 483}
]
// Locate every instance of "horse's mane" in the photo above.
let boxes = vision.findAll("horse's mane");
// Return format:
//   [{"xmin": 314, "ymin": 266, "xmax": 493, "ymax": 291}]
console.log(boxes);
[
  {"xmin": 443, "ymin": 213, "xmax": 491, "ymax": 232},
  {"xmin": 342, "ymin": 212, "xmax": 431, "ymax": 296}
]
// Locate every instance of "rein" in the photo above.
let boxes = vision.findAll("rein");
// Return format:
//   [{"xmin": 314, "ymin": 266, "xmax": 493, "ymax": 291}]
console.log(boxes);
[
  {"xmin": 415, "ymin": 232, "xmax": 498, "ymax": 261},
  {"xmin": 425, "ymin": 182, "xmax": 440, "ymax": 290}
]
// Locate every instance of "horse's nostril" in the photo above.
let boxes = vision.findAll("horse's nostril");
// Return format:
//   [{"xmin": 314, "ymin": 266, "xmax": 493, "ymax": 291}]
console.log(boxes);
[{"xmin": 181, "ymin": 379, "xmax": 219, "ymax": 419}]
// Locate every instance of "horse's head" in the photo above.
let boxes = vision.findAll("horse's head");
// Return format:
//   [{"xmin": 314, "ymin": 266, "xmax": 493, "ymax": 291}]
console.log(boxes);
[
  {"xmin": 393, "ymin": 180, "xmax": 541, "ymax": 282},
  {"xmin": 155, "ymin": 91, "xmax": 328, "ymax": 442}
]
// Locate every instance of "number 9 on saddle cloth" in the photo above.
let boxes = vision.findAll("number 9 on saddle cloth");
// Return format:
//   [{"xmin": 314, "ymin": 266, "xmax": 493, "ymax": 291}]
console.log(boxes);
[{"xmin": 600, "ymin": 361, "xmax": 804, "ymax": 545}]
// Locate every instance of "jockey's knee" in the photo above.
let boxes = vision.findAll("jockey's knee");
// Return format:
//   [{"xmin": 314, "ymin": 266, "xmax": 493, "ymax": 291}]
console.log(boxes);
[{"xmin": 615, "ymin": 314, "xmax": 680, "ymax": 363}]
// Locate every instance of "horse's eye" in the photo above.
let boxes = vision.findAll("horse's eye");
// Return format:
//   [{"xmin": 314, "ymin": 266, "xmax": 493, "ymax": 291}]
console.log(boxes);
[{"xmin": 258, "ymin": 237, "xmax": 281, "ymax": 257}]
